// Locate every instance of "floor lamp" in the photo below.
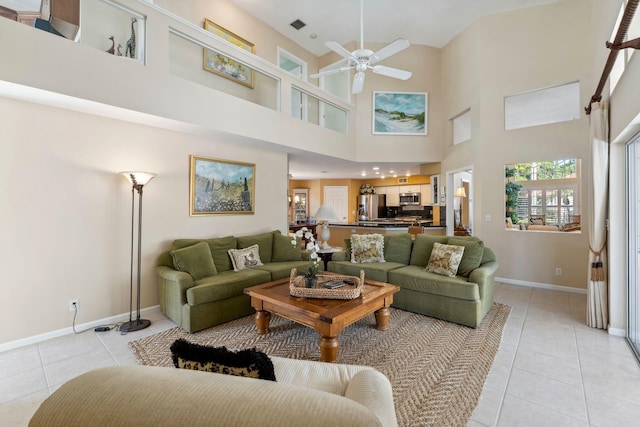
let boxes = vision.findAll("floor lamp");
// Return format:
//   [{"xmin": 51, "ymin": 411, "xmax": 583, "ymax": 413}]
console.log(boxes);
[
  {"xmin": 454, "ymin": 186, "xmax": 467, "ymax": 228},
  {"xmin": 314, "ymin": 205, "xmax": 339, "ymax": 249},
  {"xmin": 120, "ymin": 171, "xmax": 156, "ymax": 332}
]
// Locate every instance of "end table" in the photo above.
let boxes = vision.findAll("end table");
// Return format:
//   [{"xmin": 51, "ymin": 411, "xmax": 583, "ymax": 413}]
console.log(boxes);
[{"xmin": 316, "ymin": 247, "xmax": 343, "ymax": 270}]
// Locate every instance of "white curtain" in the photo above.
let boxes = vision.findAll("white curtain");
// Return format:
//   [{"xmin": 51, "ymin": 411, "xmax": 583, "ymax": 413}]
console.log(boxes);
[{"xmin": 587, "ymin": 101, "xmax": 609, "ymax": 329}]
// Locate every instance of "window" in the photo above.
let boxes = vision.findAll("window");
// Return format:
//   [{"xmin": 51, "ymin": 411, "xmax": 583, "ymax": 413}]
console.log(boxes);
[
  {"xmin": 504, "ymin": 82, "xmax": 580, "ymax": 130},
  {"xmin": 505, "ymin": 159, "xmax": 581, "ymax": 231}
]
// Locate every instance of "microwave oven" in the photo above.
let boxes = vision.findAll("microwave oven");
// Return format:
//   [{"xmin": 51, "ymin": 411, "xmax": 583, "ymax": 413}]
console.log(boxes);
[{"xmin": 399, "ymin": 192, "xmax": 421, "ymax": 206}]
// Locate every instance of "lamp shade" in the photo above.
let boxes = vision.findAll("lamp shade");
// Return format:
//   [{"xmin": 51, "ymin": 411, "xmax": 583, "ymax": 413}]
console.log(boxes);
[
  {"xmin": 314, "ymin": 205, "xmax": 338, "ymax": 221},
  {"xmin": 454, "ymin": 186, "xmax": 467, "ymax": 198},
  {"xmin": 120, "ymin": 171, "xmax": 156, "ymax": 186}
]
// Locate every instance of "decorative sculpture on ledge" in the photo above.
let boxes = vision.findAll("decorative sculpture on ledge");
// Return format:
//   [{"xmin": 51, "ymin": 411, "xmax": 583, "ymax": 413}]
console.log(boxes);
[{"xmin": 125, "ymin": 17, "xmax": 137, "ymax": 58}]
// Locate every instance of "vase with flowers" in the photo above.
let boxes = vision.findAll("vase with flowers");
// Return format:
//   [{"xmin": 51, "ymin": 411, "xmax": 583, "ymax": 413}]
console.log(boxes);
[
  {"xmin": 360, "ymin": 184, "xmax": 375, "ymax": 195},
  {"xmin": 291, "ymin": 227, "xmax": 320, "ymax": 287}
]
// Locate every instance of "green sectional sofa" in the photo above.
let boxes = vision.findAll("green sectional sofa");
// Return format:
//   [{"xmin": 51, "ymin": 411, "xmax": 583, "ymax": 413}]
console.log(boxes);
[
  {"xmin": 156, "ymin": 230, "xmax": 319, "ymax": 332},
  {"xmin": 328, "ymin": 233, "xmax": 498, "ymax": 328}
]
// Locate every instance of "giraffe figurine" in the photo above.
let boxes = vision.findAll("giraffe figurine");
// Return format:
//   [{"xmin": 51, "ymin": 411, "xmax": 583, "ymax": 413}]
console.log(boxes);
[
  {"xmin": 117, "ymin": 44, "xmax": 123, "ymax": 56},
  {"xmin": 125, "ymin": 17, "xmax": 137, "ymax": 58},
  {"xmin": 106, "ymin": 36, "xmax": 115, "ymax": 54}
]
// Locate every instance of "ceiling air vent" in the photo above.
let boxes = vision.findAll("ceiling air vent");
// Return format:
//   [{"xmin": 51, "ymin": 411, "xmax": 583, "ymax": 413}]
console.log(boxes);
[{"xmin": 290, "ymin": 19, "xmax": 306, "ymax": 30}]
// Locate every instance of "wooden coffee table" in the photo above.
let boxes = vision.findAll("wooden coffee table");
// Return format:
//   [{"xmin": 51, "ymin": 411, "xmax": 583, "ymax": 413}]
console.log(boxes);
[{"xmin": 243, "ymin": 275, "xmax": 399, "ymax": 363}]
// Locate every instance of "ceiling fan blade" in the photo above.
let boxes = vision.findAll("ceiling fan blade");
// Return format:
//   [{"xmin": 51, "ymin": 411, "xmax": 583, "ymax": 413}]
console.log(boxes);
[
  {"xmin": 352, "ymin": 71, "xmax": 366, "ymax": 94},
  {"xmin": 310, "ymin": 66, "xmax": 352, "ymax": 79},
  {"xmin": 369, "ymin": 38, "xmax": 410, "ymax": 64},
  {"xmin": 371, "ymin": 65, "xmax": 413, "ymax": 80},
  {"xmin": 325, "ymin": 41, "xmax": 356, "ymax": 60}
]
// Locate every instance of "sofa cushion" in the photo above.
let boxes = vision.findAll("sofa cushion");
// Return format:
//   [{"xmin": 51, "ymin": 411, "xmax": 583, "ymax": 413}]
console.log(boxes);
[
  {"xmin": 237, "ymin": 231, "xmax": 278, "ymax": 263},
  {"xmin": 351, "ymin": 234, "xmax": 385, "ymax": 263},
  {"xmin": 188, "ymin": 269, "xmax": 271, "ymax": 305},
  {"xmin": 328, "ymin": 260, "xmax": 404, "ymax": 283},
  {"xmin": 447, "ymin": 237, "xmax": 484, "ymax": 277},
  {"xmin": 170, "ymin": 241, "xmax": 217, "ymax": 281},
  {"xmin": 409, "ymin": 234, "xmax": 448, "ymax": 267},
  {"xmin": 388, "ymin": 265, "xmax": 480, "ymax": 301},
  {"xmin": 272, "ymin": 234, "xmax": 303, "ymax": 262},
  {"xmin": 229, "ymin": 244, "xmax": 264, "ymax": 271},
  {"xmin": 426, "ymin": 242, "xmax": 465, "ymax": 277},
  {"xmin": 171, "ymin": 236, "xmax": 238, "ymax": 273},
  {"xmin": 383, "ymin": 233, "xmax": 413, "ymax": 264},
  {"xmin": 170, "ymin": 338, "xmax": 276, "ymax": 381}
]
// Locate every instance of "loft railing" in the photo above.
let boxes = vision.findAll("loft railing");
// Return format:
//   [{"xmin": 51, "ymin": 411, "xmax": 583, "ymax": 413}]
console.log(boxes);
[{"xmin": 78, "ymin": 0, "xmax": 353, "ymax": 134}]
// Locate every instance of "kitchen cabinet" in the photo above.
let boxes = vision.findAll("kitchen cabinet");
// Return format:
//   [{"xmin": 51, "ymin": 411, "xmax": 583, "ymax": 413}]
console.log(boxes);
[
  {"xmin": 401, "ymin": 185, "xmax": 421, "ymax": 193},
  {"xmin": 292, "ymin": 188, "xmax": 309, "ymax": 223},
  {"xmin": 374, "ymin": 186, "xmax": 386, "ymax": 195},
  {"xmin": 420, "ymin": 184, "xmax": 432, "ymax": 205},
  {"xmin": 386, "ymin": 186, "xmax": 400, "ymax": 206}
]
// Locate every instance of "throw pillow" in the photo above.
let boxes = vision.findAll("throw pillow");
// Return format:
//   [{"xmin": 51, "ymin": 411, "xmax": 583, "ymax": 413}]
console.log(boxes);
[
  {"xmin": 409, "ymin": 235, "xmax": 448, "ymax": 267},
  {"xmin": 170, "ymin": 241, "xmax": 217, "ymax": 281},
  {"xmin": 237, "ymin": 231, "xmax": 278, "ymax": 264},
  {"xmin": 170, "ymin": 339, "xmax": 276, "ymax": 381},
  {"xmin": 272, "ymin": 234, "xmax": 303, "ymax": 262},
  {"xmin": 447, "ymin": 237, "xmax": 484, "ymax": 277},
  {"xmin": 426, "ymin": 242, "xmax": 465, "ymax": 277},
  {"xmin": 228, "ymin": 244, "xmax": 264, "ymax": 271},
  {"xmin": 350, "ymin": 234, "xmax": 385, "ymax": 263}
]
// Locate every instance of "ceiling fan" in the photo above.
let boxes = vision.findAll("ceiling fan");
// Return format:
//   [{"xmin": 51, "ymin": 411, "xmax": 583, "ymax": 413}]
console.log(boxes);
[{"xmin": 310, "ymin": 0, "xmax": 412, "ymax": 94}]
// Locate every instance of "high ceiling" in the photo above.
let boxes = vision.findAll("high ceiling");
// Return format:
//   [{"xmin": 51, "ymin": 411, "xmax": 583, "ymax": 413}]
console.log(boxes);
[{"xmin": 2, "ymin": 0, "xmax": 563, "ymax": 180}]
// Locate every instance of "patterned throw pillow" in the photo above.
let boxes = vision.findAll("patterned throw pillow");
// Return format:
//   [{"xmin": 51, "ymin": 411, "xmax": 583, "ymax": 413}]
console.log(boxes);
[
  {"xmin": 170, "ymin": 339, "xmax": 276, "ymax": 381},
  {"xmin": 228, "ymin": 244, "xmax": 263, "ymax": 271},
  {"xmin": 426, "ymin": 242, "xmax": 465, "ymax": 277},
  {"xmin": 350, "ymin": 234, "xmax": 385, "ymax": 263}
]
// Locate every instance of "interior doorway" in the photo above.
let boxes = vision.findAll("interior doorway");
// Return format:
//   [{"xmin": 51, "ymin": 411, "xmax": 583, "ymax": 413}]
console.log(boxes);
[
  {"xmin": 447, "ymin": 168, "xmax": 473, "ymax": 235},
  {"xmin": 627, "ymin": 133, "xmax": 640, "ymax": 360},
  {"xmin": 323, "ymin": 186, "xmax": 349, "ymax": 223}
]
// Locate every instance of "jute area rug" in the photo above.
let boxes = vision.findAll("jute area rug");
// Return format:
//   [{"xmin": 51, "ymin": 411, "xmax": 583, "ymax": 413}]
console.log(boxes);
[{"xmin": 130, "ymin": 304, "xmax": 510, "ymax": 427}]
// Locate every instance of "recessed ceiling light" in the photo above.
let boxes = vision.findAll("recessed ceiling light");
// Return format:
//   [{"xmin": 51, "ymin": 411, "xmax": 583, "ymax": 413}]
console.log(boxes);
[
  {"xmin": 373, "ymin": 167, "xmax": 379, "ymax": 170},
  {"xmin": 406, "ymin": 173, "xmax": 411, "ymax": 177},
  {"xmin": 361, "ymin": 172, "xmax": 366, "ymax": 176},
  {"xmin": 381, "ymin": 175, "xmax": 386, "ymax": 179},
  {"xmin": 375, "ymin": 171, "xmax": 380, "ymax": 175},
  {"xmin": 389, "ymin": 170, "xmax": 394, "ymax": 174},
  {"xmin": 393, "ymin": 174, "xmax": 398, "ymax": 178}
]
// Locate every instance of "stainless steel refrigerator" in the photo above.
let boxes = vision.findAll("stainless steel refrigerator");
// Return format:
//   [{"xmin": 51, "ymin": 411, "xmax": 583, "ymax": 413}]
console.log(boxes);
[{"xmin": 357, "ymin": 194, "xmax": 387, "ymax": 220}]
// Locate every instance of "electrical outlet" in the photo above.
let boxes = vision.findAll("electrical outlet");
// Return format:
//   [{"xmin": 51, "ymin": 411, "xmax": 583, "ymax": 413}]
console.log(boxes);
[
  {"xmin": 69, "ymin": 299, "xmax": 79, "ymax": 311},
  {"xmin": 555, "ymin": 268, "xmax": 562, "ymax": 276}
]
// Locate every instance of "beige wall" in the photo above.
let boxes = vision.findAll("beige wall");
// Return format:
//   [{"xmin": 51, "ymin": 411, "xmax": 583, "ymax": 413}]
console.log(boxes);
[
  {"xmin": 0, "ymin": 97, "xmax": 288, "ymax": 344},
  {"xmin": 441, "ymin": 0, "xmax": 595, "ymax": 290}
]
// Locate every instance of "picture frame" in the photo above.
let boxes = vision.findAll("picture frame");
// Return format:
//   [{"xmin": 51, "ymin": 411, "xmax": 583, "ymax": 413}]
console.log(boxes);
[
  {"xmin": 372, "ymin": 91, "xmax": 427, "ymax": 135},
  {"xmin": 190, "ymin": 155, "xmax": 255, "ymax": 215},
  {"xmin": 203, "ymin": 18, "xmax": 255, "ymax": 88}
]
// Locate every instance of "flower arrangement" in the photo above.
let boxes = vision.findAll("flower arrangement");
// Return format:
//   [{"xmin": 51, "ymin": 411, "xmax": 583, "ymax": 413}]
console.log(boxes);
[
  {"xmin": 360, "ymin": 183, "xmax": 375, "ymax": 195},
  {"xmin": 291, "ymin": 227, "xmax": 320, "ymax": 279}
]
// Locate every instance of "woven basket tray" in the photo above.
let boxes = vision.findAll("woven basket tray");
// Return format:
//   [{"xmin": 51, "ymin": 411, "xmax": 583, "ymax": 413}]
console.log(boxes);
[{"xmin": 289, "ymin": 268, "xmax": 365, "ymax": 300}]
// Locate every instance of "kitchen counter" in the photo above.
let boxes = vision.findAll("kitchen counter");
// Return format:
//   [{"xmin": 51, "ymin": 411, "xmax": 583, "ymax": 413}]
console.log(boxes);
[{"xmin": 326, "ymin": 222, "xmax": 445, "ymax": 247}]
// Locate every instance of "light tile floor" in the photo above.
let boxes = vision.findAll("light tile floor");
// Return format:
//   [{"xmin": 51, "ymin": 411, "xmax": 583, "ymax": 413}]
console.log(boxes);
[{"xmin": 1, "ymin": 282, "xmax": 639, "ymax": 426}]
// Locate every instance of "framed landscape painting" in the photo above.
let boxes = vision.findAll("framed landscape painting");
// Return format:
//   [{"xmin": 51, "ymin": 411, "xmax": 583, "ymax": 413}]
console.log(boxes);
[
  {"xmin": 373, "ymin": 91, "xmax": 427, "ymax": 135},
  {"xmin": 190, "ymin": 155, "xmax": 255, "ymax": 215},
  {"xmin": 203, "ymin": 18, "xmax": 255, "ymax": 88}
]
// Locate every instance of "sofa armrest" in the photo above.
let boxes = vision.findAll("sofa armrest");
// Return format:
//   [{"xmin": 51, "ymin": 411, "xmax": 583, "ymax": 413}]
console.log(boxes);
[
  {"xmin": 344, "ymin": 369, "xmax": 398, "ymax": 427},
  {"xmin": 468, "ymin": 261, "xmax": 498, "ymax": 299},
  {"xmin": 156, "ymin": 266, "xmax": 195, "ymax": 320}
]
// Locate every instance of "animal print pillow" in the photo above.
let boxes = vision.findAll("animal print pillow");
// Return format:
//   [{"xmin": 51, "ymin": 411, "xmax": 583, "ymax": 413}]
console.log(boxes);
[
  {"xmin": 426, "ymin": 242, "xmax": 465, "ymax": 277},
  {"xmin": 350, "ymin": 234, "xmax": 385, "ymax": 263},
  {"xmin": 228, "ymin": 244, "xmax": 263, "ymax": 271}
]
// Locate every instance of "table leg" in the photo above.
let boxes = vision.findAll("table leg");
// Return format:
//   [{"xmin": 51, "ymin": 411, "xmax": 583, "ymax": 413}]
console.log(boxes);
[
  {"xmin": 374, "ymin": 307, "xmax": 391, "ymax": 331},
  {"xmin": 319, "ymin": 335, "xmax": 339, "ymax": 363},
  {"xmin": 255, "ymin": 310, "xmax": 271, "ymax": 334}
]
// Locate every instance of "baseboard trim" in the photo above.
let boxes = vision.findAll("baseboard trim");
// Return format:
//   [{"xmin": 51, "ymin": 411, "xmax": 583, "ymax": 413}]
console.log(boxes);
[
  {"xmin": 0, "ymin": 305, "xmax": 161, "ymax": 353},
  {"xmin": 607, "ymin": 326, "xmax": 626, "ymax": 337},
  {"xmin": 495, "ymin": 277, "xmax": 587, "ymax": 294}
]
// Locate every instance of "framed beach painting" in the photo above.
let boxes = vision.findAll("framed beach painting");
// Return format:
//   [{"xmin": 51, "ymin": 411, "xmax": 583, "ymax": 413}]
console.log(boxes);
[
  {"xmin": 190, "ymin": 155, "xmax": 255, "ymax": 215},
  {"xmin": 373, "ymin": 91, "xmax": 427, "ymax": 135},
  {"xmin": 203, "ymin": 19, "xmax": 255, "ymax": 88}
]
